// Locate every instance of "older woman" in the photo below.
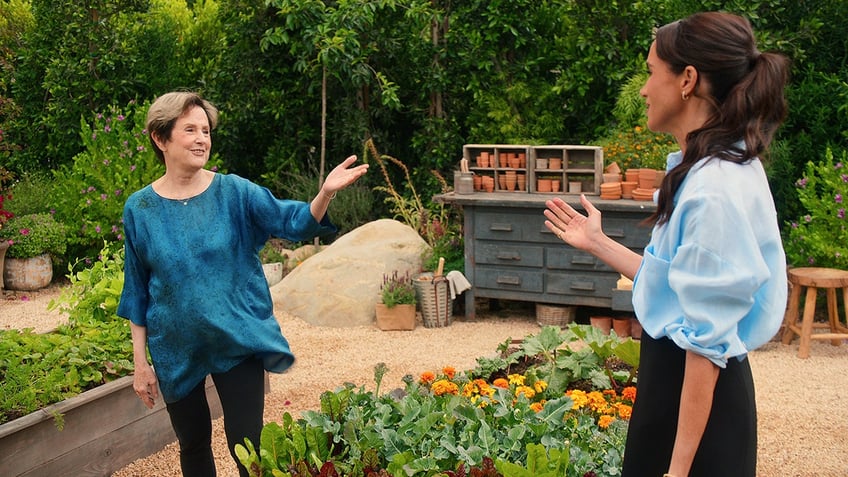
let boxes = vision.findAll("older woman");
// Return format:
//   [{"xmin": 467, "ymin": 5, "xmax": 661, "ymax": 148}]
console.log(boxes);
[{"xmin": 118, "ymin": 91, "xmax": 368, "ymax": 476}]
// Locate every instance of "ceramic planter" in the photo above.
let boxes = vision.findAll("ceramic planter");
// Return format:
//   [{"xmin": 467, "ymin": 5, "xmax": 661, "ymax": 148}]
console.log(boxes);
[{"xmin": 3, "ymin": 253, "xmax": 53, "ymax": 291}]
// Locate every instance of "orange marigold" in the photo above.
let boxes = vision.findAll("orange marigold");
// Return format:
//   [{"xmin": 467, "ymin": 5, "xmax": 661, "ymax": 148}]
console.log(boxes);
[
  {"xmin": 622, "ymin": 386, "xmax": 637, "ymax": 403},
  {"xmin": 442, "ymin": 366, "xmax": 456, "ymax": 379},
  {"xmin": 530, "ymin": 402, "xmax": 544, "ymax": 413},
  {"xmin": 431, "ymin": 379, "xmax": 459, "ymax": 396},
  {"xmin": 493, "ymin": 378, "xmax": 509, "ymax": 389},
  {"xmin": 598, "ymin": 415, "xmax": 616, "ymax": 429},
  {"xmin": 616, "ymin": 403, "xmax": 633, "ymax": 420},
  {"xmin": 420, "ymin": 371, "xmax": 436, "ymax": 384}
]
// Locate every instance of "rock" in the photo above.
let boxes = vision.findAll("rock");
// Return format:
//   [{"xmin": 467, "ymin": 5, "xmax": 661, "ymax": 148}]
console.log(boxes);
[{"xmin": 271, "ymin": 219, "xmax": 430, "ymax": 327}]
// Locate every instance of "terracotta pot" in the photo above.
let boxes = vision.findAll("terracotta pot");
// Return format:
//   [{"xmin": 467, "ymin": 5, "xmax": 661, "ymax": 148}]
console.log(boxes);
[
  {"xmin": 535, "ymin": 158, "xmax": 549, "ymax": 170},
  {"xmin": 638, "ymin": 168, "xmax": 657, "ymax": 189},
  {"xmin": 508, "ymin": 155, "xmax": 520, "ymax": 168},
  {"xmin": 551, "ymin": 179, "xmax": 561, "ymax": 192},
  {"xmin": 537, "ymin": 178, "xmax": 552, "ymax": 193},
  {"xmin": 3, "ymin": 253, "xmax": 53, "ymax": 291},
  {"xmin": 498, "ymin": 173, "xmax": 506, "ymax": 190},
  {"xmin": 654, "ymin": 170, "xmax": 666, "ymax": 187},
  {"xmin": 620, "ymin": 181, "xmax": 638, "ymax": 199},
  {"xmin": 518, "ymin": 153, "xmax": 527, "ymax": 168},
  {"xmin": 590, "ymin": 316, "xmax": 612, "ymax": 335},
  {"xmin": 612, "ymin": 317, "xmax": 631, "ymax": 338},
  {"xmin": 505, "ymin": 171, "xmax": 517, "ymax": 191},
  {"xmin": 548, "ymin": 158, "xmax": 562, "ymax": 170},
  {"xmin": 375, "ymin": 303, "xmax": 417, "ymax": 331},
  {"xmin": 473, "ymin": 174, "xmax": 483, "ymax": 191},
  {"xmin": 603, "ymin": 172, "xmax": 621, "ymax": 183},
  {"xmin": 517, "ymin": 173, "xmax": 527, "ymax": 191},
  {"xmin": 625, "ymin": 168, "xmax": 640, "ymax": 183},
  {"xmin": 630, "ymin": 318, "xmax": 643, "ymax": 340}
]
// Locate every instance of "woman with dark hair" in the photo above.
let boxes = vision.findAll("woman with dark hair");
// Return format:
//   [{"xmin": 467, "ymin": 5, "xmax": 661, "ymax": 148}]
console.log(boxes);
[
  {"xmin": 544, "ymin": 12, "xmax": 790, "ymax": 477},
  {"xmin": 118, "ymin": 91, "xmax": 368, "ymax": 476}
]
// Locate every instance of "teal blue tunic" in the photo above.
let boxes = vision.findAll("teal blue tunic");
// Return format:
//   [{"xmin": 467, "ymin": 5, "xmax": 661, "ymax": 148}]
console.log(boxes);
[{"xmin": 117, "ymin": 173, "xmax": 335, "ymax": 402}]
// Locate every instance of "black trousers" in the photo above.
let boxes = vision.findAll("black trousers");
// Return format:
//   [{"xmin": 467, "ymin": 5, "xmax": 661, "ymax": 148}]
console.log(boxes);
[
  {"xmin": 165, "ymin": 357, "xmax": 265, "ymax": 477},
  {"xmin": 622, "ymin": 333, "xmax": 757, "ymax": 477}
]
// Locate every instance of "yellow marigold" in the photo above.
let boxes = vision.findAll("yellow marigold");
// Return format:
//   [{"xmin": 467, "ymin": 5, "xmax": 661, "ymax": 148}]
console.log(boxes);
[
  {"xmin": 587, "ymin": 391, "xmax": 609, "ymax": 413},
  {"xmin": 598, "ymin": 415, "xmax": 616, "ymax": 429},
  {"xmin": 622, "ymin": 386, "xmax": 637, "ymax": 403},
  {"xmin": 634, "ymin": 126, "xmax": 643, "ymax": 133},
  {"xmin": 567, "ymin": 389, "xmax": 588, "ymax": 410},
  {"xmin": 462, "ymin": 382, "xmax": 477, "ymax": 398},
  {"xmin": 431, "ymin": 379, "xmax": 459, "ymax": 396},
  {"xmin": 477, "ymin": 382, "xmax": 495, "ymax": 397},
  {"xmin": 616, "ymin": 403, "xmax": 633, "ymax": 420},
  {"xmin": 507, "ymin": 374, "xmax": 525, "ymax": 386},
  {"xmin": 420, "ymin": 371, "xmax": 436, "ymax": 384},
  {"xmin": 515, "ymin": 385, "xmax": 536, "ymax": 399},
  {"xmin": 493, "ymin": 378, "xmax": 509, "ymax": 389},
  {"xmin": 533, "ymin": 380, "xmax": 548, "ymax": 393},
  {"xmin": 530, "ymin": 402, "xmax": 544, "ymax": 413},
  {"xmin": 442, "ymin": 366, "xmax": 456, "ymax": 380}
]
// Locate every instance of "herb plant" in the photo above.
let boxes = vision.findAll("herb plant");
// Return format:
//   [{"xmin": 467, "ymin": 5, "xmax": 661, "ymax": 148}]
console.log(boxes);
[
  {"xmin": 380, "ymin": 270, "xmax": 416, "ymax": 308},
  {"xmin": 0, "ymin": 212, "xmax": 68, "ymax": 259}
]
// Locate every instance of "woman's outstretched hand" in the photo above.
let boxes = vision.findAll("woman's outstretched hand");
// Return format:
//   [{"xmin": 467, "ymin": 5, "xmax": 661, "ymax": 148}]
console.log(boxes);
[
  {"xmin": 543, "ymin": 194, "xmax": 604, "ymax": 252},
  {"xmin": 322, "ymin": 155, "xmax": 369, "ymax": 194}
]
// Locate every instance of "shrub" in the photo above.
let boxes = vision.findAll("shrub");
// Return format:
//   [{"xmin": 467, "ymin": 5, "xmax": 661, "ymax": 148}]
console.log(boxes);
[
  {"xmin": 784, "ymin": 147, "xmax": 848, "ymax": 268},
  {"xmin": 0, "ymin": 213, "xmax": 67, "ymax": 259},
  {"xmin": 380, "ymin": 270, "xmax": 416, "ymax": 308}
]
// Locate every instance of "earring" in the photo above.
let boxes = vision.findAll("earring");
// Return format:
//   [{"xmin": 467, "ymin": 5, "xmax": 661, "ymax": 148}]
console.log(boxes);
[{"xmin": 681, "ymin": 90, "xmax": 690, "ymax": 101}]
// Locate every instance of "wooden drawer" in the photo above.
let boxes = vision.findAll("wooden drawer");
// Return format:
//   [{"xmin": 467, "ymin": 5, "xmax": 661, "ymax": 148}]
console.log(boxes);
[
  {"xmin": 474, "ymin": 210, "xmax": 540, "ymax": 242},
  {"xmin": 546, "ymin": 247, "xmax": 613, "ymax": 272},
  {"xmin": 602, "ymin": 215, "xmax": 653, "ymax": 248},
  {"xmin": 546, "ymin": 271, "xmax": 619, "ymax": 299},
  {"xmin": 475, "ymin": 242, "xmax": 544, "ymax": 267},
  {"xmin": 474, "ymin": 266, "xmax": 544, "ymax": 293}
]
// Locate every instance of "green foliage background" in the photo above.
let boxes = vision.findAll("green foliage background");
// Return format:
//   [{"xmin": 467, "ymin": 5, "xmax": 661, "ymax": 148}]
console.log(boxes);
[{"xmin": 1, "ymin": 0, "xmax": 847, "ymax": 259}]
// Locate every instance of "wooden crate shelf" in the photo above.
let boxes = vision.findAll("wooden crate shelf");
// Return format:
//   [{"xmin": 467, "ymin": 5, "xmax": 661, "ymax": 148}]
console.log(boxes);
[{"xmin": 463, "ymin": 144, "xmax": 603, "ymax": 195}]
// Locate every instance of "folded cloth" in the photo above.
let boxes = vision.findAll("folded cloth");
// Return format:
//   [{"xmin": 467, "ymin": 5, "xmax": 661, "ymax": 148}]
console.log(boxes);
[{"xmin": 446, "ymin": 270, "xmax": 472, "ymax": 299}]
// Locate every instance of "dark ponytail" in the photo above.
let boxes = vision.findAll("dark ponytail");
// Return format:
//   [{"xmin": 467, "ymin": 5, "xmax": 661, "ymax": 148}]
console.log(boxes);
[{"xmin": 650, "ymin": 12, "xmax": 790, "ymax": 226}]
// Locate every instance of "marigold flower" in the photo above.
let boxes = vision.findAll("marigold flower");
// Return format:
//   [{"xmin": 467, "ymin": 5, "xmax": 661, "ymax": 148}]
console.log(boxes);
[
  {"xmin": 567, "ymin": 389, "xmax": 588, "ymax": 410},
  {"xmin": 530, "ymin": 402, "xmax": 544, "ymax": 413},
  {"xmin": 533, "ymin": 380, "xmax": 548, "ymax": 393},
  {"xmin": 431, "ymin": 379, "xmax": 459, "ymax": 396},
  {"xmin": 442, "ymin": 366, "xmax": 456, "ymax": 380},
  {"xmin": 622, "ymin": 386, "xmax": 637, "ymax": 402},
  {"xmin": 493, "ymin": 378, "xmax": 509, "ymax": 389},
  {"xmin": 515, "ymin": 385, "xmax": 536, "ymax": 399},
  {"xmin": 507, "ymin": 374, "xmax": 525, "ymax": 386},
  {"xmin": 616, "ymin": 403, "xmax": 633, "ymax": 420},
  {"xmin": 420, "ymin": 371, "xmax": 436, "ymax": 384},
  {"xmin": 598, "ymin": 415, "xmax": 615, "ymax": 429}
]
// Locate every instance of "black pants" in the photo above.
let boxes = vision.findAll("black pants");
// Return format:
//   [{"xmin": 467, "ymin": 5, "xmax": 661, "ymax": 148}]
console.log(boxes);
[
  {"xmin": 622, "ymin": 333, "xmax": 757, "ymax": 477},
  {"xmin": 165, "ymin": 357, "xmax": 265, "ymax": 477}
]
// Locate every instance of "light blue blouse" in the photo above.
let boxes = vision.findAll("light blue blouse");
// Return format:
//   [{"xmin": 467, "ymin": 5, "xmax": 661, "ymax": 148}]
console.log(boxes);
[
  {"xmin": 118, "ymin": 173, "xmax": 336, "ymax": 402},
  {"xmin": 632, "ymin": 151, "xmax": 787, "ymax": 367}
]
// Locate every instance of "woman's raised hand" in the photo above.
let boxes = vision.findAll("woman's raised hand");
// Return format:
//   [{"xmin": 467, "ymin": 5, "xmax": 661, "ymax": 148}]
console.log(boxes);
[{"xmin": 543, "ymin": 194, "xmax": 605, "ymax": 252}]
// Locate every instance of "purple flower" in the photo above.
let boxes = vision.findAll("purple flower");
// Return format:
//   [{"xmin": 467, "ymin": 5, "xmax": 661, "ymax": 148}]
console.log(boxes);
[
  {"xmin": 837, "ymin": 162, "xmax": 844, "ymax": 169},
  {"xmin": 804, "ymin": 215, "xmax": 812, "ymax": 223},
  {"xmin": 19, "ymin": 228, "xmax": 30, "ymax": 236},
  {"xmin": 104, "ymin": 125, "xmax": 111, "ymax": 133},
  {"xmin": 114, "ymin": 189, "xmax": 122, "ymax": 196},
  {"xmin": 87, "ymin": 186, "xmax": 96, "ymax": 193},
  {"xmin": 130, "ymin": 165, "xmax": 137, "ymax": 171},
  {"xmin": 103, "ymin": 159, "xmax": 110, "ymax": 166},
  {"xmin": 91, "ymin": 133, "xmax": 97, "ymax": 141},
  {"xmin": 136, "ymin": 145, "xmax": 145, "ymax": 152},
  {"xmin": 96, "ymin": 113, "xmax": 103, "ymax": 119},
  {"xmin": 796, "ymin": 178, "xmax": 808, "ymax": 188},
  {"xmin": 117, "ymin": 114, "xmax": 125, "ymax": 121},
  {"xmin": 839, "ymin": 208, "xmax": 845, "ymax": 219},
  {"xmin": 95, "ymin": 225, "xmax": 101, "ymax": 233},
  {"xmin": 100, "ymin": 194, "xmax": 107, "ymax": 201},
  {"xmin": 842, "ymin": 174, "xmax": 848, "ymax": 182},
  {"xmin": 837, "ymin": 194, "xmax": 843, "ymax": 204},
  {"xmin": 791, "ymin": 222, "xmax": 799, "ymax": 229}
]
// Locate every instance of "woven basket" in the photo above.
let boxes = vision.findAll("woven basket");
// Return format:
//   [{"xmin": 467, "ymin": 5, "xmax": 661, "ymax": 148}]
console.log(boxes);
[
  {"xmin": 415, "ymin": 273, "xmax": 453, "ymax": 328},
  {"xmin": 535, "ymin": 303, "xmax": 576, "ymax": 327}
]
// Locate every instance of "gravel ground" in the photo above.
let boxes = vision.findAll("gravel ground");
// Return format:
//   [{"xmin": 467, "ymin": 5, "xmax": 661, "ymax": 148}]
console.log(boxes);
[{"xmin": 2, "ymin": 286, "xmax": 846, "ymax": 477}]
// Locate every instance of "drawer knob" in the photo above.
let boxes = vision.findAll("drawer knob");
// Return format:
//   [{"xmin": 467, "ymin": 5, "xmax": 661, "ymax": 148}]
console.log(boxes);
[
  {"xmin": 571, "ymin": 281, "xmax": 595, "ymax": 291},
  {"xmin": 496, "ymin": 275, "xmax": 521, "ymax": 286},
  {"xmin": 496, "ymin": 251, "xmax": 521, "ymax": 261},
  {"xmin": 490, "ymin": 223, "xmax": 513, "ymax": 232}
]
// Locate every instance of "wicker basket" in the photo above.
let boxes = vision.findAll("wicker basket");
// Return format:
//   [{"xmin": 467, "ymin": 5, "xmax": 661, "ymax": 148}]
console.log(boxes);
[
  {"xmin": 415, "ymin": 273, "xmax": 453, "ymax": 328},
  {"xmin": 535, "ymin": 303, "xmax": 576, "ymax": 327}
]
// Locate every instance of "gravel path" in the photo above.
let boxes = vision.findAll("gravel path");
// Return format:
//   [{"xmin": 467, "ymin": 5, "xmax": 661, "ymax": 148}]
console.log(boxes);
[{"xmin": 2, "ymin": 286, "xmax": 846, "ymax": 476}]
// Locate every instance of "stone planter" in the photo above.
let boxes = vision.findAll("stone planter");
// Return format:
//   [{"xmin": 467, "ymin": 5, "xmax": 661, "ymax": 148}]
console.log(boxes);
[
  {"xmin": 0, "ymin": 375, "xmax": 223, "ymax": 477},
  {"xmin": 3, "ymin": 252, "xmax": 53, "ymax": 291},
  {"xmin": 375, "ymin": 303, "xmax": 417, "ymax": 331}
]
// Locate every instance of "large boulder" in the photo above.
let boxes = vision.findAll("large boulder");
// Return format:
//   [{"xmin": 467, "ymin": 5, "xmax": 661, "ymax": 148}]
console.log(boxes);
[{"xmin": 272, "ymin": 219, "xmax": 430, "ymax": 327}]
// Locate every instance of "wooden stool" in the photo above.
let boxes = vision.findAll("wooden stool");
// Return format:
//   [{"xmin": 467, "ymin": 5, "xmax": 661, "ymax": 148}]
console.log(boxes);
[{"xmin": 781, "ymin": 267, "xmax": 848, "ymax": 358}]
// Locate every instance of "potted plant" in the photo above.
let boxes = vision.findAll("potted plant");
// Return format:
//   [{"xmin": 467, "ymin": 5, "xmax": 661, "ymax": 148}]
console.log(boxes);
[
  {"xmin": 376, "ymin": 270, "xmax": 417, "ymax": 331},
  {"xmin": 0, "ymin": 167, "xmax": 13, "ymax": 289},
  {"xmin": 0, "ymin": 213, "xmax": 68, "ymax": 290}
]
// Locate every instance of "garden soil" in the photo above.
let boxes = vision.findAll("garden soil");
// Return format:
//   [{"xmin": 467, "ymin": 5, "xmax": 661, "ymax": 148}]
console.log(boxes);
[{"xmin": 2, "ymin": 284, "xmax": 846, "ymax": 477}]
